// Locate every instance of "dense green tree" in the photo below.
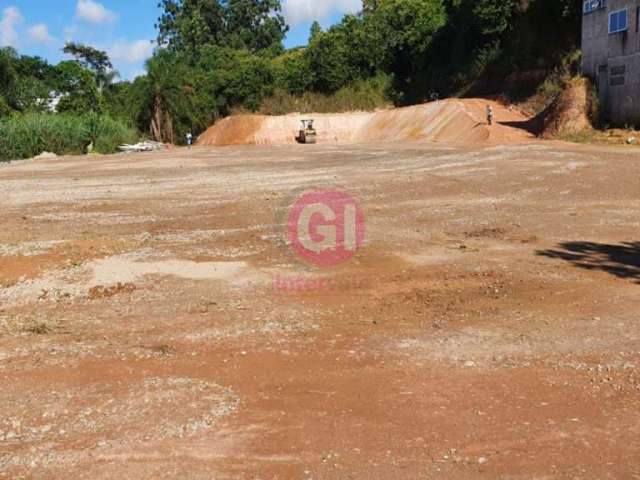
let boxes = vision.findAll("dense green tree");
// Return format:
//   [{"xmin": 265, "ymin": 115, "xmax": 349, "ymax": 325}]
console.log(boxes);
[
  {"xmin": 306, "ymin": 0, "xmax": 446, "ymax": 95},
  {"xmin": 0, "ymin": 48, "xmax": 17, "ymax": 111},
  {"xmin": 226, "ymin": 0, "xmax": 288, "ymax": 53},
  {"xmin": 140, "ymin": 51, "xmax": 187, "ymax": 142},
  {"xmin": 362, "ymin": 0, "xmax": 380, "ymax": 13},
  {"xmin": 0, "ymin": 51, "xmax": 61, "ymax": 114},
  {"xmin": 272, "ymin": 48, "xmax": 314, "ymax": 95},
  {"xmin": 197, "ymin": 46, "xmax": 275, "ymax": 110},
  {"xmin": 55, "ymin": 60, "xmax": 100, "ymax": 115},
  {"xmin": 62, "ymin": 42, "xmax": 119, "ymax": 102},
  {"xmin": 306, "ymin": 27, "xmax": 357, "ymax": 92},
  {"xmin": 471, "ymin": 0, "xmax": 518, "ymax": 35},
  {"xmin": 13, "ymin": 55, "xmax": 55, "ymax": 83},
  {"xmin": 366, "ymin": 0, "xmax": 447, "ymax": 60},
  {"xmin": 133, "ymin": 49, "xmax": 221, "ymax": 143},
  {"xmin": 306, "ymin": 14, "xmax": 375, "ymax": 93},
  {"xmin": 156, "ymin": 0, "xmax": 287, "ymax": 55},
  {"xmin": 222, "ymin": 52, "xmax": 275, "ymax": 109},
  {"xmin": 156, "ymin": 0, "xmax": 226, "ymax": 55},
  {"xmin": 10, "ymin": 77, "xmax": 51, "ymax": 112},
  {"xmin": 102, "ymin": 81, "xmax": 135, "ymax": 121},
  {"xmin": 309, "ymin": 21, "xmax": 322, "ymax": 43}
]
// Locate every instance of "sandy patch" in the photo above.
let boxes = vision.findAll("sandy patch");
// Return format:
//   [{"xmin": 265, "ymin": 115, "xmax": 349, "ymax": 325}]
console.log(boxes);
[
  {"xmin": 0, "ymin": 240, "xmax": 65, "ymax": 257},
  {"xmin": 0, "ymin": 251, "xmax": 264, "ymax": 307},
  {"xmin": 89, "ymin": 256, "xmax": 254, "ymax": 286}
]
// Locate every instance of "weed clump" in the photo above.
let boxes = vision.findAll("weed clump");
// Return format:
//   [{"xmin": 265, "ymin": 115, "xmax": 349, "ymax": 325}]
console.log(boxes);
[{"xmin": 0, "ymin": 113, "xmax": 137, "ymax": 162}]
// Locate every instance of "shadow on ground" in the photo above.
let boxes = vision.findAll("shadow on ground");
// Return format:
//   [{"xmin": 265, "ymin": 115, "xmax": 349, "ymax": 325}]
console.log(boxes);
[
  {"xmin": 537, "ymin": 242, "xmax": 640, "ymax": 283},
  {"xmin": 499, "ymin": 120, "xmax": 540, "ymax": 136},
  {"xmin": 498, "ymin": 101, "xmax": 549, "ymax": 136}
]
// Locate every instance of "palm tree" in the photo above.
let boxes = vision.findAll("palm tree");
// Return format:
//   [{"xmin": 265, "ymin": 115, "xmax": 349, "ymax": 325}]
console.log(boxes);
[{"xmin": 143, "ymin": 52, "xmax": 183, "ymax": 143}]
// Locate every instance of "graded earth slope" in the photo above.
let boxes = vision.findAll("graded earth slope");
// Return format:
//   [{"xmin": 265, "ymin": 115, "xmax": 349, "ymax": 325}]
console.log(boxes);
[{"xmin": 197, "ymin": 98, "xmax": 535, "ymax": 146}]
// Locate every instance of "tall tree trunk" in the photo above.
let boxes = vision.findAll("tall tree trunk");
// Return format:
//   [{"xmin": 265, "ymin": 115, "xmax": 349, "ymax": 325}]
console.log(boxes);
[
  {"xmin": 150, "ymin": 94, "xmax": 163, "ymax": 141},
  {"xmin": 150, "ymin": 94, "xmax": 175, "ymax": 143},
  {"xmin": 164, "ymin": 113, "xmax": 174, "ymax": 144}
]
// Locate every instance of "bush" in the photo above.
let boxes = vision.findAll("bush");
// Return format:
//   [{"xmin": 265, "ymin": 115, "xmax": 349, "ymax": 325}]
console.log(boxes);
[
  {"xmin": 0, "ymin": 113, "xmax": 137, "ymax": 161},
  {"xmin": 221, "ymin": 51, "xmax": 275, "ymax": 111},
  {"xmin": 260, "ymin": 74, "xmax": 393, "ymax": 115},
  {"xmin": 271, "ymin": 49, "xmax": 314, "ymax": 96},
  {"xmin": 306, "ymin": 22, "xmax": 365, "ymax": 93},
  {"xmin": 90, "ymin": 114, "xmax": 138, "ymax": 153}
]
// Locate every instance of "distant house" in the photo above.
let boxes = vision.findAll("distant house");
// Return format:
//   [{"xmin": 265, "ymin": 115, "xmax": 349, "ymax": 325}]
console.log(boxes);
[
  {"xmin": 47, "ymin": 92, "xmax": 64, "ymax": 113},
  {"xmin": 582, "ymin": 0, "xmax": 640, "ymax": 124}
]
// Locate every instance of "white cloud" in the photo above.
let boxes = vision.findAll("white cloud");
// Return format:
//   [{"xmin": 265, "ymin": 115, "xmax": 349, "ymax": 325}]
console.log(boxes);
[
  {"xmin": 282, "ymin": 0, "xmax": 361, "ymax": 27},
  {"xmin": 109, "ymin": 40, "xmax": 154, "ymax": 64},
  {"xmin": 28, "ymin": 23, "xmax": 55, "ymax": 45},
  {"xmin": 0, "ymin": 6, "xmax": 23, "ymax": 48},
  {"xmin": 76, "ymin": 0, "xmax": 117, "ymax": 24}
]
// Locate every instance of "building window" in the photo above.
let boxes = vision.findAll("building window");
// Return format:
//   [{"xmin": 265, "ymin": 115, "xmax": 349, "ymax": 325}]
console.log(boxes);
[
  {"xmin": 611, "ymin": 65, "xmax": 626, "ymax": 75},
  {"xmin": 610, "ymin": 76, "xmax": 625, "ymax": 86},
  {"xmin": 609, "ymin": 8, "xmax": 628, "ymax": 34},
  {"xmin": 584, "ymin": 0, "xmax": 605, "ymax": 14}
]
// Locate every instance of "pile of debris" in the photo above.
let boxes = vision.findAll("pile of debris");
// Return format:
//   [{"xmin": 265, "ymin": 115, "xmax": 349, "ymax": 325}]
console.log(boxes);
[
  {"xmin": 118, "ymin": 141, "xmax": 167, "ymax": 153},
  {"xmin": 32, "ymin": 151, "xmax": 58, "ymax": 160}
]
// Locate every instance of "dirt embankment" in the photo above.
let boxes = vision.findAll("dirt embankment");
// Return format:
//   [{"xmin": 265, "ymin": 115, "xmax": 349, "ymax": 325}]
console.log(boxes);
[
  {"xmin": 542, "ymin": 77, "xmax": 593, "ymax": 139},
  {"xmin": 197, "ymin": 99, "xmax": 536, "ymax": 147}
]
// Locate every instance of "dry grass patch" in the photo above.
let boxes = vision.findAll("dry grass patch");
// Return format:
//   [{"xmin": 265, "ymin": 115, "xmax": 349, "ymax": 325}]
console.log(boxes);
[{"xmin": 0, "ymin": 313, "xmax": 62, "ymax": 336}]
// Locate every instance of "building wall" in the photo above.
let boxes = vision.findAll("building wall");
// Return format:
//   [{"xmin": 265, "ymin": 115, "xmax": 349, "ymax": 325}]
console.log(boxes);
[{"xmin": 582, "ymin": 0, "xmax": 640, "ymax": 124}]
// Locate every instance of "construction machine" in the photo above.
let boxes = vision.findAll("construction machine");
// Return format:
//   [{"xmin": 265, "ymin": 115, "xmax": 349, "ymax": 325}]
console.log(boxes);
[{"xmin": 297, "ymin": 119, "xmax": 317, "ymax": 144}]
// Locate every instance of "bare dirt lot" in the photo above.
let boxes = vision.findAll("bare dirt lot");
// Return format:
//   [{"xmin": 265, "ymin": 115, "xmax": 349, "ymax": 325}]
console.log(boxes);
[{"xmin": 2, "ymin": 138, "xmax": 640, "ymax": 479}]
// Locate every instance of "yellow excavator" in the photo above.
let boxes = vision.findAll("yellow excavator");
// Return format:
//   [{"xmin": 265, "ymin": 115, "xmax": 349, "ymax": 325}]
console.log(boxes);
[{"xmin": 297, "ymin": 119, "xmax": 317, "ymax": 144}]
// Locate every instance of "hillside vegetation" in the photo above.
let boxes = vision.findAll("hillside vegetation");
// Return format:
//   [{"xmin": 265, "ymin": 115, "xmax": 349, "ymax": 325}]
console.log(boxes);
[{"xmin": 0, "ymin": 0, "xmax": 582, "ymax": 158}]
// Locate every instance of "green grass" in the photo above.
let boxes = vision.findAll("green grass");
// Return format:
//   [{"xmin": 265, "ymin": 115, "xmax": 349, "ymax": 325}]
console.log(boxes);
[
  {"xmin": 86, "ymin": 114, "xmax": 138, "ymax": 154},
  {"xmin": 0, "ymin": 113, "xmax": 138, "ymax": 162},
  {"xmin": 260, "ymin": 76, "xmax": 392, "ymax": 115},
  {"xmin": 559, "ymin": 130, "xmax": 597, "ymax": 144}
]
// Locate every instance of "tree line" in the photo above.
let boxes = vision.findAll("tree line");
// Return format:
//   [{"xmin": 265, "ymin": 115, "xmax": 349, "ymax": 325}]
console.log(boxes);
[{"xmin": 0, "ymin": 0, "xmax": 581, "ymax": 156}]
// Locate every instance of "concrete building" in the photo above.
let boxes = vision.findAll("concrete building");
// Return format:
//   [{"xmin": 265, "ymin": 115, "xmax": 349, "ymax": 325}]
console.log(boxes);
[{"xmin": 582, "ymin": 0, "xmax": 640, "ymax": 124}]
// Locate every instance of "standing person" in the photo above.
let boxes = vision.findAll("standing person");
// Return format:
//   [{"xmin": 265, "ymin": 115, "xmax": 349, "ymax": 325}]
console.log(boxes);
[
  {"xmin": 186, "ymin": 132, "xmax": 193, "ymax": 148},
  {"xmin": 486, "ymin": 105, "xmax": 494, "ymax": 126}
]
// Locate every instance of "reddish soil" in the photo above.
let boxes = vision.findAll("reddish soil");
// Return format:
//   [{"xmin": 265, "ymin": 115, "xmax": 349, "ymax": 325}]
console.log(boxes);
[
  {"xmin": 197, "ymin": 99, "xmax": 533, "ymax": 147},
  {"xmin": 1, "ymin": 130, "xmax": 640, "ymax": 478}
]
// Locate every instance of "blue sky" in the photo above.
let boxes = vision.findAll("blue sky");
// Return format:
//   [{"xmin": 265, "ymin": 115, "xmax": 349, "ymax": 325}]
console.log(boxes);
[{"xmin": 0, "ymin": 0, "xmax": 361, "ymax": 80}]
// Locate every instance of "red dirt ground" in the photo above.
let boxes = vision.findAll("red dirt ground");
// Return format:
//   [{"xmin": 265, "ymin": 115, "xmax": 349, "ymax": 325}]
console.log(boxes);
[
  {"xmin": 1, "ymin": 112, "xmax": 640, "ymax": 478},
  {"xmin": 197, "ymin": 99, "xmax": 532, "ymax": 146}
]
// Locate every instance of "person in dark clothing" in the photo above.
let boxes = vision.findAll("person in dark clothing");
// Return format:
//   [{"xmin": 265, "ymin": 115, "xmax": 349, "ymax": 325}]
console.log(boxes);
[{"xmin": 486, "ymin": 105, "xmax": 494, "ymax": 126}]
